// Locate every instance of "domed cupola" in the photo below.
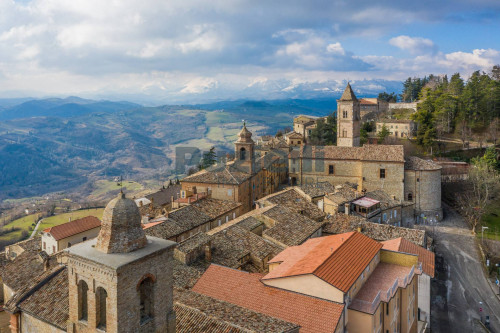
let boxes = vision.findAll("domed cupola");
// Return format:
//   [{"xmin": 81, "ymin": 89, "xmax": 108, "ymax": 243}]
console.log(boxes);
[
  {"xmin": 96, "ymin": 191, "xmax": 147, "ymax": 253},
  {"xmin": 236, "ymin": 121, "xmax": 254, "ymax": 143}
]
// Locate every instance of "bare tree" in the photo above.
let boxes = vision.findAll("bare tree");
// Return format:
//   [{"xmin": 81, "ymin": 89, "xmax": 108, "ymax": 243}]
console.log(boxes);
[
  {"xmin": 458, "ymin": 119, "xmax": 472, "ymax": 149},
  {"xmin": 457, "ymin": 160, "xmax": 499, "ymax": 234},
  {"xmin": 487, "ymin": 117, "xmax": 499, "ymax": 146}
]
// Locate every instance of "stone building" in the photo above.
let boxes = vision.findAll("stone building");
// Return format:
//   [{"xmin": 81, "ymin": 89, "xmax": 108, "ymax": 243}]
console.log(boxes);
[
  {"xmin": 376, "ymin": 119, "xmax": 416, "ymax": 138},
  {"xmin": 359, "ymin": 98, "xmax": 389, "ymax": 121},
  {"xmin": 293, "ymin": 115, "xmax": 324, "ymax": 142}
]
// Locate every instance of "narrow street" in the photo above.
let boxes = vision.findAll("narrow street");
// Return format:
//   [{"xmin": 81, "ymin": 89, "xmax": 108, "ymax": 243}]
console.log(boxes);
[{"xmin": 431, "ymin": 204, "xmax": 500, "ymax": 332}]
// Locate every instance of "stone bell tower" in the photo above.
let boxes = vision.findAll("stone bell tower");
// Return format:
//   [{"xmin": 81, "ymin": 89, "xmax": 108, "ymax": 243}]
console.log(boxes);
[
  {"xmin": 337, "ymin": 83, "xmax": 361, "ymax": 147},
  {"xmin": 234, "ymin": 122, "xmax": 255, "ymax": 174},
  {"xmin": 66, "ymin": 192, "xmax": 176, "ymax": 333}
]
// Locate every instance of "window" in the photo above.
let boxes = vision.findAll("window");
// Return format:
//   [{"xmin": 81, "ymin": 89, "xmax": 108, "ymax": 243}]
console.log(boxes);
[
  {"xmin": 78, "ymin": 280, "xmax": 89, "ymax": 321},
  {"xmin": 407, "ymin": 193, "xmax": 413, "ymax": 201},
  {"xmin": 343, "ymin": 110, "xmax": 348, "ymax": 118},
  {"xmin": 139, "ymin": 277, "xmax": 155, "ymax": 324},
  {"xmin": 297, "ymin": 141, "xmax": 301, "ymax": 144},
  {"xmin": 380, "ymin": 168, "xmax": 386, "ymax": 179},
  {"xmin": 342, "ymin": 129, "xmax": 347, "ymax": 137},
  {"xmin": 225, "ymin": 216, "xmax": 229, "ymax": 223},
  {"xmin": 43, "ymin": 242, "xmax": 46, "ymax": 250},
  {"xmin": 227, "ymin": 189, "xmax": 233, "ymax": 196},
  {"xmin": 329, "ymin": 165, "xmax": 334, "ymax": 175},
  {"xmin": 394, "ymin": 210, "xmax": 397, "ymax": 218},
  {"xmin": 96, "ymin": 287, "xmax": 107, "ymax": 330},
  {"xmin": 383, "ymin": 213, "xmax": 387, "ymax": 222},
  {"xmin": 386, "ymin": 303, "xmax": 389, "ymax": 315},
  {"xmin": 68, "ymin": 242, "xmax": 72, "ymax": 248},
  {"xmin": 240, "ymin": 147, "xmax": 246, "ymax": 160},
  {"xmin": 52, "ymin": 246, "xmax": 55, "ymax": 253},
  {"xmin": 83, "ymin": 237, "xmax": 87, "ymax": 241},
  {"xmin": 233, "ymin": 212, "xmax": 236, "ymax": 219},
  {"xmin": 218, "ymin": 219, "xmax": 222, "ymax": 226}
]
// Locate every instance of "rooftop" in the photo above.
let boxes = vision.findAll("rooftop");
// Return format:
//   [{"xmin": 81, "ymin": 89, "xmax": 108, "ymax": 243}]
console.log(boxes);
[
  {"xmin": 263, "ymin": 232, "xmax": 382, "ymax": 292},
  {"xmin": 65, "ymin": 237, "xmax": 176, "ymax": 270},
  {"xmin": 352, "ymin": 197, "xmax": 380, "ymax": 208},
  {"xmin": 349, "ymin": 262, "xmax": 413, "ymax": 314},
  {"xmin": 339, "ymin": 83, "xmax": 358, "ymax": 101},
  {"xmin": 300, "ymin": 144, "xmax": 405, "ymax": 163},
  {"xmin": 382, "ymin": 237, "xmax": 435, "ymax": 278},
  {"xmin": 182, "ymin": 164, "xmax": 252, "ymax": 185},
  {"xmin": 191, "ymin": 198, "xmax": 241, "ymax": 219},
  {"xmin": 257, "ymin": 188, "xmax": 325, "ymax": 221},
  {"xmin": 298, "ymin": 182, "xmax": 337, "ymax": 199},
  {"xmin": 193, "ymin": 264, "xmax": 344, "ymax": 333},
  {"xmin": 2, "ymin": 250, "xmax": 56, "ymax": 292},
  {"xmin": 43, "ymin": 216, "xmax": 101, "ymax": 241},
  {"xmin": 405, "ymin": 156, "xmax": 442, "ymax": 171}
]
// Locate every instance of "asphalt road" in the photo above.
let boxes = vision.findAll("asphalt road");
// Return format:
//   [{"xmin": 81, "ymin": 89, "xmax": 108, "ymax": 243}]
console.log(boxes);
[{"xmin": 431, "ymin": 204, "xmax": 500, "ymax": 332}]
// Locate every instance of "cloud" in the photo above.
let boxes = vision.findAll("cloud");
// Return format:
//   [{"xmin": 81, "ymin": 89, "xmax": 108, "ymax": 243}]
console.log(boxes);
[{"xmin": 389, "ymin": 35, "xmax": 438, "ymax": 55}]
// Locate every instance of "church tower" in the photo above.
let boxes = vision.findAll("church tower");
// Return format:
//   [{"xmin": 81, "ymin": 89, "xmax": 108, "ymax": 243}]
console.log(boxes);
[
  {"xmin": 234, "ymin": 122, "xmax": 255, "ymax": 174},
  {"xmin": 66, "ymin": 192, "xmax": 176, "ymax": 333},
  {"xmin": 337, "ymin": 83, "xmax": 361, "ymax": 147}
]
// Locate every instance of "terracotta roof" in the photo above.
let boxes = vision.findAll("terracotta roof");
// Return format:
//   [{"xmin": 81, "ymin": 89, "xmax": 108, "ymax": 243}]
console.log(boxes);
[
  {"xmin": 193, "ymin": 264, "xmax": 344, "ymax": 333},
  {"xmin": 349, "ymin": 262, "xmax": 413, "ymax": 314},
  {"xmin": 263, "ymin": 232, "xmax": 382, "ymax": 292},
  {"xmin": 382, "ymin": 237, "xmax": 435, "ymax": 277},
  {"xmin": 405, "ymin": 156, "xmax": 442, "ymax": 171},
  {"xmin": 175, "ymin": 289, "xmax": 299, "ymax": 333},
  {"xmin": 339, "ymin": 83, "xmax": 358, "ymax": 101},
  {"xmin": 43, "ymin": 216, "xmax": 101, "ymax": 241},
  {"xmin": 360, "ymin": 98, "xmax": 377, "ymax": 105}
]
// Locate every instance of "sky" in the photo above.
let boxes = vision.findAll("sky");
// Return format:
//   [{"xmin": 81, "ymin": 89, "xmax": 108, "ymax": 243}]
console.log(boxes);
[{"xmin": 0, "ymin": 0, "xmax": 499, "ymax": 104}]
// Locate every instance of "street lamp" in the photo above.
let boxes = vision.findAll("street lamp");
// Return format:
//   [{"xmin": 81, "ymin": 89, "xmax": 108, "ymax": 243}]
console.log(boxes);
[{"xmin": 482, "ymin": 226, "xmax": 489, "ymax": 243}]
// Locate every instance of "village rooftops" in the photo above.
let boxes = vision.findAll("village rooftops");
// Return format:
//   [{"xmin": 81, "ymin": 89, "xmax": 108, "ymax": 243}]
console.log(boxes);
[
  {"xmin": 297, "ymin": 182, "xmax": 337, "ymax": 199},
  {"xmin": 352, "ymin": 197, "xmax": 380, "ymax": 208},
  {"xmin": 349, "ymin": 262, "xmax": 415, "ymax": 314},
  {"xmin": 382, "ymin": 237, "xmax": 435, "ymax": 277},
  {"xmin": 191, "ymin": 198, "xmax": 241, "ymax": 219},
  {"xmin": 182, "ymin": 164, "xmax": 252, "ymax": 185},
  {"xmin": 193, "ymin": 264, "xmax": 344, "ymax": 333},
  {"xmin": 299, "ymin": 144, "xmax": 405, "ymax": 163},
  {"xmin": 43, "ymin": 216, "xmax": 101, "ymax": 241},
  {"xmin": 263, "ymin": 232, "xmax": 382, "ymax": 292},
  {"xmin": 405, "ymin": 156, "xmax": 442, "ymax": 171},
  {"xmin": 323, "ymin": 215, "xmax": 427, "ymax": 247},
  {"xmin": 175, "ymin": 289, "xmax": 299, "ymax": 333},
  {"xmin": 257, "ymin": 188, "xmax": 325, "ymax": 221}
]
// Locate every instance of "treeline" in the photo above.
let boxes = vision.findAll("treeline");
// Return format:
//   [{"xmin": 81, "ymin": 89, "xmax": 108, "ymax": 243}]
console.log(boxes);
[{"xmin": 410, "ymin": 66, "xmax": 500, "ymax": 149}]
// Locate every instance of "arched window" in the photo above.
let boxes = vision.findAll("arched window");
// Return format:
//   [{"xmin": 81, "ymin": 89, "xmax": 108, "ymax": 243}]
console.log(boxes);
[
  {"xmin": 96, "ymin": 287, "xmax": 108, "ymax": 330},
  {"xmin": 138, "ymin": 277, "xmax": 155, "ymax": 324},
  {"xmin": 240, "ymin": 147, "xmax": 246, "ymax": 160},
  {"xmin": 408, "ymin": 193, "xmax": 413, "ymax": 201},
  {"xmin": 78, "ymin": 280, "xmax": 89, "ymax": 321}
]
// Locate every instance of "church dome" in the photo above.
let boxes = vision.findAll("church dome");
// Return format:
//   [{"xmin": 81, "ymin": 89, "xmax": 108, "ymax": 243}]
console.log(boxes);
[
  {"xmin": 236, "ymin": 122, "xmax": 254, "ymax": 143},
  {"xmin": 96, "ymin": 191, "xmax": 147, "ymax": 253}
]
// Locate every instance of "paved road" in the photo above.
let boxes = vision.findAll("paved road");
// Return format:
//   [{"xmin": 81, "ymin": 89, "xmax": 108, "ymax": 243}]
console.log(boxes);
[
  {"xmin": 29, "ymin": 218, "xmax": 43, "ymax": 238},
  {"xmin": 431, "ymin": 204, "xmax": 500, "ymax": 332}
]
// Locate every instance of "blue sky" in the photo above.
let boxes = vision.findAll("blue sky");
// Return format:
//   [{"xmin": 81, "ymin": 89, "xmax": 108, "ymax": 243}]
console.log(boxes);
[{"xmin": 0, "ymin": 0, "xmax": 499, "ymax": 103}]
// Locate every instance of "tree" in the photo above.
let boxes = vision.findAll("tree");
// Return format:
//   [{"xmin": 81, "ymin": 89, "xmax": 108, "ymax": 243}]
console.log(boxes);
[
  {"xmin": 309, "ymin": 114, "xmax": 336, "ymax": 145},
  {"xmin": 378, "ymin": 92, "xmax": 397, "ymax": 103},
  {"xmin": 487, "ymin": 118, "xmax": 499, "ymax": 146},
  {"xmin": 457, "ymin": 156, "xmax": 499, "ymax": 234},
  {"xmin": 200, "ymin": 147, "xmax": 217, "ymax": 169},
  {"xmin": 377, "ymin": 124, "xmax": 390, "ymax": 143}
]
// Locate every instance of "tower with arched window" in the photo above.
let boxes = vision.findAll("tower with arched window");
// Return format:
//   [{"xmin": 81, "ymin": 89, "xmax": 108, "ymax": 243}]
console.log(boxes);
[
  {"xmin": 337, "ymin": 83, "xmax": 361, "ymax": 147},
  {"xmin": 66, "ymin": 192, "xmax": 176, "ymax": 333},
  {"xmin": 234, "ymin": 122, "xmax": 255, "ymax": 174}
]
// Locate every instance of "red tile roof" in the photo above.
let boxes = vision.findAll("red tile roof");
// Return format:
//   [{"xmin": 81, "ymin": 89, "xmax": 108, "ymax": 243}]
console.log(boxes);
[
  {"xmin": 381, "ymin": 237, "xmax": 435, "ymax": 278},
  {"xmin": 193, "ymin": 264, "xmax": 344, "ymax": 333},
  {"xmin": 43, "ymin": 216, "xmax": 101, "ymax": 241},
  {"xmin": 263, "ymin": 232, "xmax": 382, "ymax": 292}
]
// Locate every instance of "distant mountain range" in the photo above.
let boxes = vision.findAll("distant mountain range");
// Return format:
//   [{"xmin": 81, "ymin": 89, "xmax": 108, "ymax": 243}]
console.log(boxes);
[{"xmin": 0, "ymin": 79, "xmax": 404, "ymax": 200}]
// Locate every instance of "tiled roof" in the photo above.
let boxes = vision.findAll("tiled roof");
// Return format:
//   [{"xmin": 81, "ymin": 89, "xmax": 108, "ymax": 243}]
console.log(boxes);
[
  {"xmin": 263, "ymin": 232, "xmax": 382, "ymax": 292},
  {"xmin": 145, "ymin": 205, "xmax": 212, "ymax": 239},
  {"xmin": 360, "ymin": 98, "xmax": 377, "ymax": 105},
  {"xmin": 175, "ymin": 289, "xmax": 298, "ymax": 333},
  {"xmin": 363, "ymin": 189, "xmax": 400, "ymax": 210},
  {"xmin": 2, "ymin": 250, "xmax": 56, "ymax": 292},
  {"xmin": 405, "ymin": 156, "xmax": 442, "ymax": 171},
  {"xmin": 349, "ymin": 263, "xmax": 413, "ymax": 314},
  {"xmin": 15, "ymin": 266, "xmax": 69, "ymax": 330},
  {"xmin": 235, "ymin": 216, "xmax": 263, "ymax": 231},
  {"xmin": 262, "ymin": 206, "xmax": 324, "ymax": 246},
  {"xmin": 339, "ymin": 83, "xmax": 358, "ymax": 101},
  {"xmin": 43, "ymin": 216, "xmax": 101, "ymax": 241},
  {"xmin": 10, "ymin": 237, "xmax": 41, "ymax": 252},
  {"xmin": 176, "ymin": 232, "xmax": 212, "ymax": 254},
  {"xmin": 210, "ymin": 226, "xmax": 283, "ymax": 269},
  {"xmin": 145, "ymin": 184, "xmax": 181, "ymax": 207},
  {"xmin": 192, "ymin": 198, "xmax": 241, "ymax": 219},
  {"xmin": 193, "ymin": 264, "xmax": 344, "ymax": 333},
  {"xmin": 298, "ymin": 182, "xmax": 337, "ymax": 199},
  {"xmin": 382, "ymin": 237, "xmax": 435, "ymax": 277},
  {"xmin": 182, "ymin": 164, "xmax": 252, "ymax": 185},
  {"xmin": 325, "ymin": 185, "xmax": 363, "ymax": 205},
  {"xmin": 258, "ymin": 188, "xmax": 325, "ymax": 221},
  {"xmin": 300, "ymin": 144, "xmax": 405, "ymax": 162},
  {"xmin": 323, "ymin": 215, "xmax": 426, "ymax": 247}
]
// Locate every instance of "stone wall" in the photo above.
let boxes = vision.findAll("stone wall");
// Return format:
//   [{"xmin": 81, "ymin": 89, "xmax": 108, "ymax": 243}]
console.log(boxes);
[
  {"xmin": 362, "ymin": 161, "xmax": 405, "ymax": 201},
  {"xmin": 21, "ymin": 313, "xmax": 65, "ymax": 333},
  {"xmin": 404, "ymin": 169, "xmax": 442, "ymax": 221}
]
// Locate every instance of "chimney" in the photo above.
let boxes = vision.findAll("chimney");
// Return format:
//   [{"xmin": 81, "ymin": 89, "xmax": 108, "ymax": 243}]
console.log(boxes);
[
  {"xmin": 205, "ymin": 245, "xmax": 212, "ymax": 262},
  {"xmin": 43, "ymin": 258, "xmax": 50, "ymax": 271},
  {"xmin": 357, "ymin": 226, "xmax": 362, "ymax": 232},
  {"xmin": 344, "ymin": 203, "xmax": 350, "ymax": 215}
]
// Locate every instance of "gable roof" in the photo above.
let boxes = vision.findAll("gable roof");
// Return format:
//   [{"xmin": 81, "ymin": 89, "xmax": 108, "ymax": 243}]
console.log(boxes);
[
  {"xmin": 381, "ymin": 237, "xmax": 435, "ymax": 277},
  {"xmin": 43, "ymin": 216, "xmax": 101, "ymax": 241},
  {"xmin": 263, "ymin": 232, "xmax": 382, "ymax": 292},
  {"xmin": 193, "ymin": 264, "xmax": 344, "ymax": 333},
  {"xmin": 182, "ymin": 164, "xmax": 252, "ymax": 185},
  {"xmin": 300, "ymin": 144, "xmax": 405, "ymax": 163}
]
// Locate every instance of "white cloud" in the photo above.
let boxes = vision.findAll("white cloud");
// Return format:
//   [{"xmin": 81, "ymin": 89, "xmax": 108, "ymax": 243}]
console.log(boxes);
[
  {"xmin": 389, "ymin": 35, "xmax": 437, "ymax": 55},
  {"xmin": 326, "ymin": 42, "xmax": 345, "ymax": 55}
]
